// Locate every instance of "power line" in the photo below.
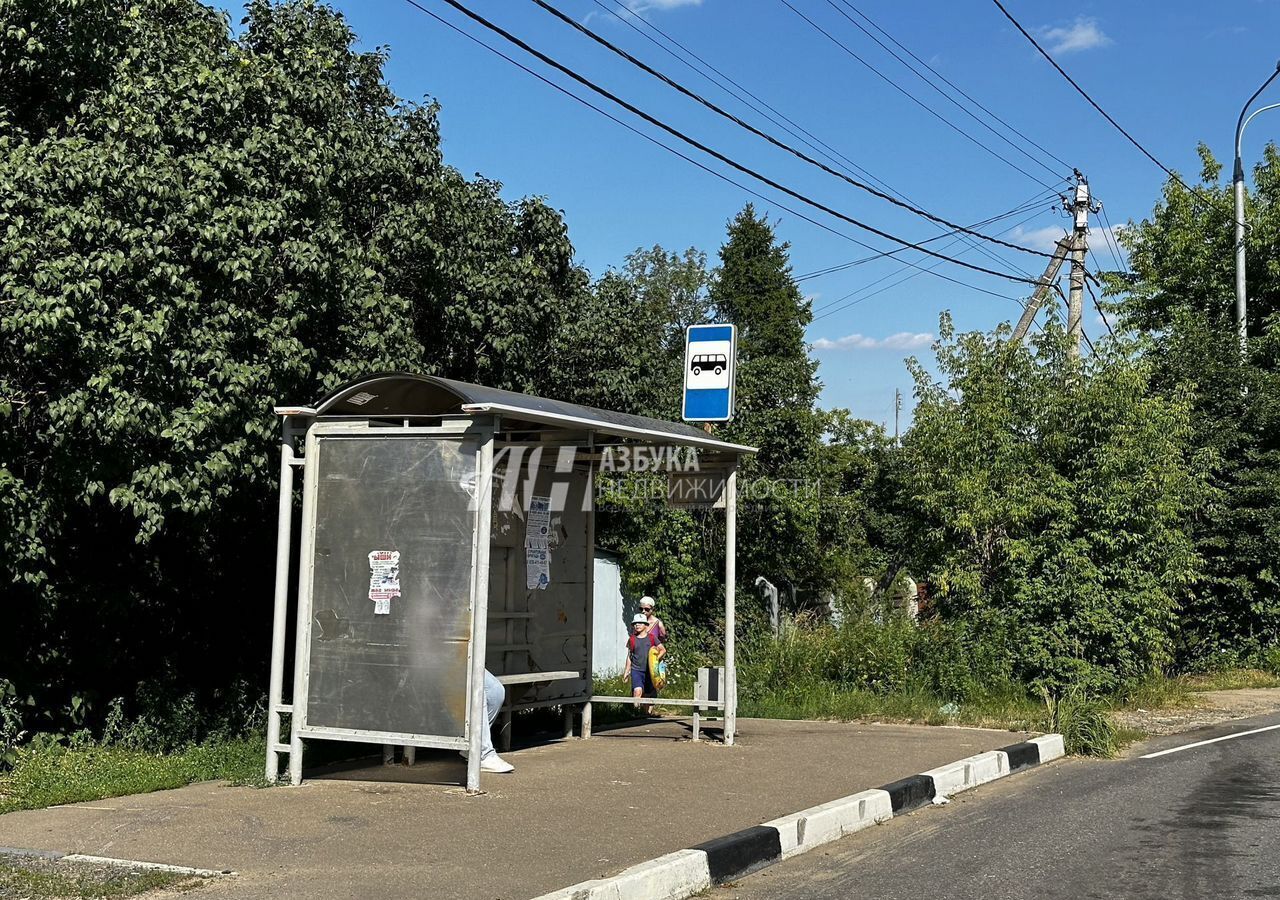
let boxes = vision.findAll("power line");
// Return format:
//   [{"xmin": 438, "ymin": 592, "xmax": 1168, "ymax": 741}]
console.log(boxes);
[
  {"xmin": 1091, "ymin": 201, "xmax": 1124, "ymax": 275},
  {"xmin": 822, "ymin": 0, "xmax": 1067, "ymax": 182},
  {"xmin": 530, "ymin": 0, "xmax": 1054, "ymax": 260},
  {"xmin": 777, "ymin": 0, "xmax": 1059, "ymax": 192},
  {"xmin": 814, "ymin": 205, "xmax": 1054, "ymax": 315},
  {"xmin": 400, "ymin": 0, "xmax": 1039, "ymax": 306},
  {"xmin": 588, "ymin": 0, "xmax": 890, "ymax": 192},
  {"xmin": 809, "ymin": 198, "xmax": 1055, "ymax": 309},
  {"xmin": 833, "ymin": 0, "xmax": 1073, "ymax": 173},
  {"xmin": 1084, "ymin": 251, "xmax": 1116, "ymax": 337},
  {"xmin": 796, "ymin": 188, "xmax": 1058, "ymax": 282},
  {"xmin": 1096, "ymin": 201, "xmax": 1130, "ymax": 275},
  {"xmin": 812, "ymin": 205, "xmax": 1053, "ymax": 321},
  {"xmin": 583, "ymin": 0, "xmax": 1071, "ymax": 289},
  {"xmin": 989, "ymin": 0, "xmax": 1232, "ymax": 223},
  {"xmin": 412, "ymin": 0, "xmax": 1043, "ymax": 286}
]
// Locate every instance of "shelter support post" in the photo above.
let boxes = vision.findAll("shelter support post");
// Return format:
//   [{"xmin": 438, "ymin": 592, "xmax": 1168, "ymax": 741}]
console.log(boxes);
[
  {"xmin": 466, "ymin": 420, "xmax": 497, "ymax": 793},
  {"xmin": 725, "ymin": 464, "xmax": 738, "ymax": 745},
  {"xmin": 265, "ymin": 417, "xmax": 299, "ymax": 783},
  {"xmin": 581, "ymin": 433, "xmax": 595, "ymax": 740},
  {"xmin": 287, "ymin": 423, "xmax": 320, "ymax": 786}
]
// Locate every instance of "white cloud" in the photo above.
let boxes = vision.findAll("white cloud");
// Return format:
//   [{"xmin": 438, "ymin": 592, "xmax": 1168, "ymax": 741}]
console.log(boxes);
[
  {"xmin": 588, "ymin": 0, "xmax": 701, "ymax": 25},
  {"xmin": 628, "ymin": 0, "xmax": 703, "ymax": 10},
  {"xmin": 813, "ymin": 332, "xmax": 934, "ymax": 351},
  {"xmin": 1038, "ymin": 17, "xmax": 1112, "ymax": 54},
  {"xmin": 1003, "ymin": 221, "xmax": 1129, "ymax": 268},
  {"xmin": 1089, "ymin": 223, "xmax": 1130, "ymax": 271},
  {"xmin": 1007, "ymin": 224, "xmax": 1069, "ymax": 253}
]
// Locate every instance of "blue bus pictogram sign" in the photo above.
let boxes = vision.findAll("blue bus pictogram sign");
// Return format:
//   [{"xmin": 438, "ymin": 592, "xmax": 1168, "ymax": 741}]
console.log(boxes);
[{"xmin": 682, "ymin": 324, "xmax": 736, "ymax": 423}]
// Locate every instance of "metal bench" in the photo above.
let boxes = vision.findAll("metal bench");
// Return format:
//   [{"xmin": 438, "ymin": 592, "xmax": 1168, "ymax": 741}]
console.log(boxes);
[
  {"xmin": 385, "ymin": 670, "xmax": 585, "ymax": 765},
  {"xmin": 495, "ymin": 670, "xmax": 584, "ymax": 751}
]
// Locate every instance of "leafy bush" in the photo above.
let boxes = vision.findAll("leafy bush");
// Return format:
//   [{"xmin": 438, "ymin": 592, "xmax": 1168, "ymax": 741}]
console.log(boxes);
[
  {"xmin": 1258, "ymin": 646, "xmax": 1280, "ymax": 676},
  {"xmin": 0, "ymin": 680, "xmax": 28, "ymax": 769},
  {"xmin": 902, "ymin": 317, "xmax": 1209, "ymax": 697}
]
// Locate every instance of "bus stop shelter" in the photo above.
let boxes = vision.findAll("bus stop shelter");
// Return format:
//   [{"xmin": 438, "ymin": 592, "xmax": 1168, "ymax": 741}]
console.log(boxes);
[{"xmin": 265, "ymin": 373, "xmax": 755, "ymax": 792}]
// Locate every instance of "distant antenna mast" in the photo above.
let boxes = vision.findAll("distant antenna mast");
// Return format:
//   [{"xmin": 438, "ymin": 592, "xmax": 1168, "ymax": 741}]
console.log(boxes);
[{"xmin": 894, "ymin": 388, "xmax": 902, "ymax": 446}]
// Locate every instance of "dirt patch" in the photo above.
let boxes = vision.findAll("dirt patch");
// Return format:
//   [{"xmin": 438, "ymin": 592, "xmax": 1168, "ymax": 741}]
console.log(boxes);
[{"xmin": 1113, "ymin": 688, "xmax": 1280, "ymax": 738}]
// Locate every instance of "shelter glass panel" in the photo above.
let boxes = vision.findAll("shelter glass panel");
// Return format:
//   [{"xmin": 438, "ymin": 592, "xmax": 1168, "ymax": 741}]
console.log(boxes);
[{"xmin": 304, "ymin": 434, "xmax": 477, "ymax": 738}]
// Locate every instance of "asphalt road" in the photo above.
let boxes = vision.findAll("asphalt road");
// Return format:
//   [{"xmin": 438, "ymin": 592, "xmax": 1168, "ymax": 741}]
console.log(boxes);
[{"xmin": 720, "ymin": 712, "xmax": 1280, "ymax": 900}]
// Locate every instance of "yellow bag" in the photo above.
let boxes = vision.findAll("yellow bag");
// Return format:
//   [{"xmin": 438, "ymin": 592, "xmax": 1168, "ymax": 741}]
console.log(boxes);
[{"xmin": 648, "ymin": 646, "xmax": 667, "ymax": 691}]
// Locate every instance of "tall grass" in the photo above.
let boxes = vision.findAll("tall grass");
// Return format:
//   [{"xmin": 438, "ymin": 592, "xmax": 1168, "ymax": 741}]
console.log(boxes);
[
  {"xmin": 734, "ymin": 609, "xmax": 1124, "ymax": 754},
  {"xmin": 1051, "ymin": 690, "xmax": 1120, "ymax": 757}
]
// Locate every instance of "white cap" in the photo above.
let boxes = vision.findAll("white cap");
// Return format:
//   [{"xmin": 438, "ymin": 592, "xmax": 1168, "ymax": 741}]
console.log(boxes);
[
  {"xmin": 631, "ymin": 613, "xmax": 648, "ymax": 625},
  {"xmin": 639, "ymin": 595, "xmax": 656, "ymax": 609}
]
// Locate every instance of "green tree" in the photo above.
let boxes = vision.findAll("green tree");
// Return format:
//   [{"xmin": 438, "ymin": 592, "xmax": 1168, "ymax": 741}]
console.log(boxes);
[
  {"xmin": 1113, "ymin": 144, "xmax": 1280, "ymax": 660},
  {"xmin": 0, "ymin": 0, "xmax": 583, "ymax": 726},
  {"xmin": 712, "ymin": 206, "xmax": 835, "ymax": 607},
  {"xmin": 578, "ymin": 246, "xmax": 720, "ymax": 635},
  {"xmin": 902, "ymin": 316, "xmax": 1208, "ymax": 694},
  {"xmin": 546, "ymin": 245, "xmax": 711, "ymax": 417}
]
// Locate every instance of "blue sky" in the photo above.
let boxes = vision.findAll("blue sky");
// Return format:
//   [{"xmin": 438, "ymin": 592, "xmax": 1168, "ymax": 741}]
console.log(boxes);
[{"xmin": 220, "ymin": 0, "xmax": 1280, "ymax": 427}]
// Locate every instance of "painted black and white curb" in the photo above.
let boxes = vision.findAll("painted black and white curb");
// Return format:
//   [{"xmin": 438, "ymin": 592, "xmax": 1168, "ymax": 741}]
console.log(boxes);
[{"xmin": 534, "ymin": 734, "xmax": 1065, "ymax": 900}]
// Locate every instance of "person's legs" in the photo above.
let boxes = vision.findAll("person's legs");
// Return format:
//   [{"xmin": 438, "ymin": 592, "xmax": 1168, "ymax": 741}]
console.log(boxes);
[
  {"xmin": 631, "ymin": 668, "xmax": 649, "ymax": 716},
  {"xmin": 464, "ymin": 670, "xmax": 513, "ymax": 773},
  {"xmin": 481, "ymin": 670, "xmax": 505, "ymax": 761}
]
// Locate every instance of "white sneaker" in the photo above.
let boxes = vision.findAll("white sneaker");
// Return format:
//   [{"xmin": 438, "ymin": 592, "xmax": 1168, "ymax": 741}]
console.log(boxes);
[{"xmin": 480, "ymin": 754, "xmax": 515, "ymax": 773}]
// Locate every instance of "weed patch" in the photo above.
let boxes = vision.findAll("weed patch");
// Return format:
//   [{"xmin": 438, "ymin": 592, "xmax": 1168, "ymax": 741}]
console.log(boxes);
[
  {"xmin": 0, "ymin": 736, "xmax": 266, "ymax": 814},
  {"xmin": 1183, "ymin": 668, "xmax": 1280, "ymax": 692}
]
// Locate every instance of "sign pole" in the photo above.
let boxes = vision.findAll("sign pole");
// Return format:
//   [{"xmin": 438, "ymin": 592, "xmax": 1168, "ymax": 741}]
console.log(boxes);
[{"xmin": 724, "ymin": 463, "xmax": 738, "ymax": 746}]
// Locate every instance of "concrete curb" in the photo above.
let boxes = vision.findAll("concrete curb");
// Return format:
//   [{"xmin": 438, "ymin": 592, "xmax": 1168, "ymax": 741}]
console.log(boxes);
[
  {"xmin": 531, "ymin": 733, "xmax": 1065, "ymax": 900},
  {"xmin": 0, "ymin": 846, "xmax": 231, "ymax": 878}
]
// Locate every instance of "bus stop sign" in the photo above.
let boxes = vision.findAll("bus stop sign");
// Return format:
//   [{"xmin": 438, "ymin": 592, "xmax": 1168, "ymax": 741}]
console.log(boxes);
[{"xmin": 682, "ymin": 323, "xmax": 736, "ymax": 423}]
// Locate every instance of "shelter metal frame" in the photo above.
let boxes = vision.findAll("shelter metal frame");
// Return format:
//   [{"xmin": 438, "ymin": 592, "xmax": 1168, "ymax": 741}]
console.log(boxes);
[{"xmin": 266, "ymin": 374, "xmax": 754, "ymax": 792}]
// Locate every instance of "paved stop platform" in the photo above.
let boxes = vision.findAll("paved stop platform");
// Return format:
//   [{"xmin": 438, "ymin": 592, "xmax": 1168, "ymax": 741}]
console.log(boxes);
[{"xmin": 0, "ymin": 717, "xmax": 1031, "ymax": 899}]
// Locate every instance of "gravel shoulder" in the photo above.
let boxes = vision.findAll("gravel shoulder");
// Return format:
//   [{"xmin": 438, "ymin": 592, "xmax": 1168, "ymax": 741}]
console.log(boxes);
[{"xmin": 1113, "ymin": 687, "xmax": 1280, "ymax": 746}]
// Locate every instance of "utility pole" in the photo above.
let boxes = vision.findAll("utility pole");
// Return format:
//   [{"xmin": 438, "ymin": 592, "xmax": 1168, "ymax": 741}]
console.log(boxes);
[
  {"xmin": 893, "ymin": 388, "xmax": 901, "ymax": 446},
  {"xmin": 1010, "ymin": 236, "xmax": 1071, "ymax": 344},
  {"xmin": 1067, "ymin": 173, "xmax": 1090, "ymax": 359}
]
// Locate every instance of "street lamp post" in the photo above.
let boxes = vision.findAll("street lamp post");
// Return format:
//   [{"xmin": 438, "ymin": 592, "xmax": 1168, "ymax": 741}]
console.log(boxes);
[{"xmin": 1233, "ymin": 61, "xmax": 1280, "ymax": 351}]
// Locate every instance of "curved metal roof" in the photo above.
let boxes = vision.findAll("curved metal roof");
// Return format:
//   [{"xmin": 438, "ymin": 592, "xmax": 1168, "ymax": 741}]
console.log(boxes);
[{"xmin": 297, "ymin": 372, "xmax": 755, "ymax": 455}]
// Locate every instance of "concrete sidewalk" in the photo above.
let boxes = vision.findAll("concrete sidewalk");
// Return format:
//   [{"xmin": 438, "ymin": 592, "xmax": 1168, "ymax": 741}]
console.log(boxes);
[{"xmin": 0, "ymin": 718, "xmax": 1030, "ymax": 900}]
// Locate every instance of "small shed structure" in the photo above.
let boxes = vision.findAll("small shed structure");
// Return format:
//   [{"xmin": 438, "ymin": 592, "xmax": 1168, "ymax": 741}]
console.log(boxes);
[
  {"xmin": 592, "ymin": 550, "xmax": 630, "ymax": 677},
  {"xmin": 265, "ymin": 373, "xmax": 755, "ymax": 791}
]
